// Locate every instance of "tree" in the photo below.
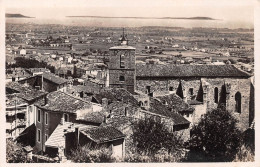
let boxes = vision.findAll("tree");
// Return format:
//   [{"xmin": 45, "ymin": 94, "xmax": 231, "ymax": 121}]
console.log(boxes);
[
  {"xmin": 132, "ymin": 118, "xmax": 184, "ymax": 155},
  {"xmin": 68, "ymin": 145, "xmax": 115, "ymax": 163},
  {"xmin": 6, "ymin": 139, "xmax": 31, "ymax": 163},
  {"xmin": 189, "ymin": 108, "xmax": 242, "ymax": 162}
]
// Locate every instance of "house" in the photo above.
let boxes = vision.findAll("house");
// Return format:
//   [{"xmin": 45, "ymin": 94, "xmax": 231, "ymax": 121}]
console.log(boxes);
[
  {"xmin": 6, "ymin": 82, "xmax": 47, "ymax": 138},
  {"xmin": 20, "ymin": 49, "xmax": 26, "ymax": 55},
  {"xmin": 45, "ymin": 122, "xmax": 95, "ymax": 158},
  {"xmin": 19, "ymin": 72, "xmax": 68, "ymax": 92},
  {"xmin": 34, "ymin": 90, "xmax": 93, "ymax": 154},
  {"xmin": 154, "ymin": 93, "xmax": 195, "ymax": 124},
  {"xmin": 6, "ymin": 68, "xmax": 31, "ymax": 83},
  {"xmin": 65, "ymin": 125, "xmax": 126, "ymax": 159},
  {"xmin": 93, "ymin": 88, "xmax": 191, "ymax": 140},
  {"xmin": 26, "ymin": 68, "xmax": 51, "ymax": 76}
]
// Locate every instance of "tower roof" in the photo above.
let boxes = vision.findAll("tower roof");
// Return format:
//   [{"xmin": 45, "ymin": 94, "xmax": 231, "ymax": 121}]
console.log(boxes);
[
  {"xmin": 109, "ymin": 28, "xmax": 135, "ymax": 50},
  {"xmin": 119, "ymin": 28, "xmax": 128, "ymax": 45}
]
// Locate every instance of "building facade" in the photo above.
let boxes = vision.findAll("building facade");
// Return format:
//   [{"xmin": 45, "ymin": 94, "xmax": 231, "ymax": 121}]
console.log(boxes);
[
  {"xmin": 135, "ymin": 64, "xmax": 253, "ymax": 131},
  {"xmin": 108, "ymin": 30, "xmax": 136, "ymax": 94}
]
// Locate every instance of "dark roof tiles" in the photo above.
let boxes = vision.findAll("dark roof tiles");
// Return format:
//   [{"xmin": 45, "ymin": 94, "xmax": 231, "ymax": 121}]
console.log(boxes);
[
  {"xmin": 6, "ymin": 82, "xmax": 47, "ymax": 102},
  {"xmin": 37, "ymin": 91, "xmax": 92, "ymax": 113},
  {"xmin": 42, "ymin": 72, "xmax": 68, "ymax": 85},
  {"xmin": 156, "ymin": 93, "xmax": 194, "ymax": 113},
  {"xmin": 136, "ymin": 64, "xmax": 251, "ymax": 78},
  {"xmin": 81, "ymin": 125, "xmax": 125, "ymax": 144},
  {"xmin": 149, "ymin": 98, "xmax": 190, "ymax": 126}
]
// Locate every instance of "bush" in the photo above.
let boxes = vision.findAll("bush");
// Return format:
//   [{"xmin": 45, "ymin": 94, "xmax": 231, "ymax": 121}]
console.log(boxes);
[
  {"xmin": 6, "ymin": 139, "xmax": 32, "ymax": 163},
  {"xmin": 8, "ymin": 57, "xmax": 55, "ymax": 73},
  {"xmin": 233, "ymin": 144, "xmax": 254, "ymax": 162},
  {"xmin": 189, "ymin": 108, "xmax": 242, "ymax": 162},
  {"xmin": 130, "ymin": 118, "xmax": 185, "ymax": 162},
  {"xmin": 68, "ymin": 145, "xmax": 115, "ymax": 163},
  {"xmin": 125, "ymin": 148, "xmax": 188, "ymax": 162}
]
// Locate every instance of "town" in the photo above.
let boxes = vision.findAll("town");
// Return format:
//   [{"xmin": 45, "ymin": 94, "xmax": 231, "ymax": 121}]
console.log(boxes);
[{"xmin": 6, "ymin": 22, "xmax": 254, "ymax": 162}]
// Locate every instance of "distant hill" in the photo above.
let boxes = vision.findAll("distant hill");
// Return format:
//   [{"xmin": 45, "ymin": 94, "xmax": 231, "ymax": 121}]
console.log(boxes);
[
  {"xmin": 6, "ymin": 13, "xmax": 33, "ymax": 18},
  {"xmin": 66, "ymin": 15, "xmax": 216, "ymax": 20}
]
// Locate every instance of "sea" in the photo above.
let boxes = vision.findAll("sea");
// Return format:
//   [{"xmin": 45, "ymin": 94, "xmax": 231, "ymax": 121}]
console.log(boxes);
[{"xmin": 5, "ymin": 17, "xmax": 253, "ymax": 29}]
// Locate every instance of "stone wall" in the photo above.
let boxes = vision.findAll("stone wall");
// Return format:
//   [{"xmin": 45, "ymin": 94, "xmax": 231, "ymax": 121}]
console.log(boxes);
[
  {"xmin": 136, "ymin": 77, "xmax": 252, "ymax": 131},
  {"xmin": 108, "ymin": 49, "xmax": 136, "ymax": 94}
]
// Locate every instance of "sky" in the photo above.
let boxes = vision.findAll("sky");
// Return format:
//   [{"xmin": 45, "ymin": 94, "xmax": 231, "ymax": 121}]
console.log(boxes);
[{"xmin": 4, "ymin": 0, "xmax": 256, "ymax": 28}]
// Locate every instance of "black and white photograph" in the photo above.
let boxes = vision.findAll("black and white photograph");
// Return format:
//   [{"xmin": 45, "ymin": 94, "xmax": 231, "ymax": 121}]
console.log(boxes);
[{"xmin": 1, "ymin": 0, "xmax": 258, "ymax": 164}]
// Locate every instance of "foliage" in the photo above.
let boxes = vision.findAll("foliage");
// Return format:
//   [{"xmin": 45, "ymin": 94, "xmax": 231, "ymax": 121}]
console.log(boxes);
[
  {"xmin": 131, "ymin": 118, "xmax": 184, "ymax": 155},
  {"xmin": 68, "ymin": 145, "xmax": 115, "ymax": 163},
  {"xmin": 125, "ymin": 147, "xmax": 188, "ymax": 162},
  {"xmin": 7, "ymin": 57, "xmax": 55, "ymax": 73},
  {"xmin": 233, "ymin": 144, "xmax": 254, "ymax": 162},
  {"xmin": 243, "ymin": 128, "xmax": 255, "ymax": 153},
  {"xmin": 189, "ymin": 108, "xmax": 242, "ymax": 162},
  {"xmin": 6, "ymin": 139, "xmax": 32, "ymax": 163}
]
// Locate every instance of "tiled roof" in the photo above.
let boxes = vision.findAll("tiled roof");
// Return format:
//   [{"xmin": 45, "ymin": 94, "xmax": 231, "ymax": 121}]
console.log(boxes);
[
  {"xmin": 37, "ymin": 91, "xmax": 92, "ymax": 113},
  {"xmin": 93, "ymin": 88, "xmax": 138, "ymax": 106},
  {"xmin": 136, "ymin": 64, "xmax": 251, "ymax": 78},
  {"xmin": 81, "ymin": 125, "xmax": 125, "ymax": 144},
  {"xmin": 78, "ymin": 111, "xmax": 105, "ymax": 124},
  {"xmin": 103, "ymin": 116, "xmax": 135, "ymax": 131},
  {"xmin": 67, "ymin": 85, "xmax": 101, "ymax": 95},
  {"xmin": 45, "ymin": 122, "xmax": 94, "ymax": 148},
  {"xmin": 42, "ymin": 72, "xmax": 68, "ymax": 85},
  {"xmin": 149, "ymin": 98, "xmax": 190, "ymax": 126},
  {"xmin": 6, "ymin": 82, "xmax": 47, "ymax": 102},
  {"xmin": 6, "ymin": 94, "xmax": 28, "ymax": 108},
  {"xmin": 156, "ymin": 93, "xmax": 194, "ymax": 113}
]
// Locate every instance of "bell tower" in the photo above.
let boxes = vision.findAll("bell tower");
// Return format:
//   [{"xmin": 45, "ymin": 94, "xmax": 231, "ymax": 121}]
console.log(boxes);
[{"xmin": 108, "ymin": 28, "xmax": 136, "ymax": 93}]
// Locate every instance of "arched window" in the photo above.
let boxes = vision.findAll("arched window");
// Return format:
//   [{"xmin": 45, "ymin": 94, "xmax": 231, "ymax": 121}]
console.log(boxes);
[
  {"xmin": 120, "ymin": 54, "xmax": 125, "ymax": 68},
  {"xmin": 64, "ymin": 114, "xmax": 69, "ymax": 122},
  {"xmin": 189, "ymin": 88, "xmax": 194, "ymax": 95},
  {"xmin": 235, "ymin": 92, "xmax": 241, "ymax": 113},
  {"xmin": 139, "ymin": 101, "xmax": 143, "ymax": 107},
  {"xmin": 214, "ymin": 87, "xmax": 218, "ymax": 103}
]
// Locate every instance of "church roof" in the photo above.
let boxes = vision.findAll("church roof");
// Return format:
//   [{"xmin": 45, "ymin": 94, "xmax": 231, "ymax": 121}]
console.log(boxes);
[{"xmin": 136, "ymin": 64, "xmax": 251, "ymax": 78}]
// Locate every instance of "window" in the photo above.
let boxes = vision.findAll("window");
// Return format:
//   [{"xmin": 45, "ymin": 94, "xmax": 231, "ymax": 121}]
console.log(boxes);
[
  {"xmin": 146, "ymin": 86, "xmax": 151, "ymax": 94},
  {"xmin": 139, "ymin": 101, "xmax": 143, "ymax": 107},
  {"xmin": 214, "ymin": 87, "xmax": 219, "ymax": 103},
  {"xmin": 64, "ymin": 114, "xmax": 69, "ymax": 122},
  {"xmin": 35, "ymin": 86, "xmax": 41, "ymax": 90},
  {"xmin": 235, "ymin": 92, "xmax": 241, "ymax": 113},
  {"xmin": 189, "ymin": 88, "xmax": 194, "ymax": 95},
  {"xmin": 169, "ymin": 87, "xmax": 173, "ymax": 91},
  {"xmin": 119, "ymin": 76, "xmax": 125, "ymax": 82},
  {"xmin": 120, "ymin": 54, "xmax": 125, "ymax": 68},
  {"xmin": 45, "ymin": 134, "xmax": 48, "ymax": 142},
  {"xmin": 45, "ymin": 112, "xmax": 48, "ymax": 125},
  {"xmin": 37, "ymin": 109, "xmax": 41, "ymax": 123},
  {"xmin": 37, "ymin": 129, "xmax": 41, "ymax": 143},
  {"xmin": 125, "ymin": 107, "xmax": 128, "ymax": 116}
]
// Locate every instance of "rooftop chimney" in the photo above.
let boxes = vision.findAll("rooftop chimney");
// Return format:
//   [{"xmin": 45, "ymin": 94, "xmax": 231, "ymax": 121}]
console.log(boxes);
[{"xmin": 60, "ymin": 117, "xmax": 65, "ymax": 125}]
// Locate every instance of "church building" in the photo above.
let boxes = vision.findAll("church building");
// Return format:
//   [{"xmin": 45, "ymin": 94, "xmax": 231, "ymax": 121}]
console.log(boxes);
[{"xmin": 107, "ymin": 30, "xmax": 253, "ymax": 131}]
